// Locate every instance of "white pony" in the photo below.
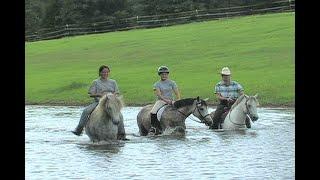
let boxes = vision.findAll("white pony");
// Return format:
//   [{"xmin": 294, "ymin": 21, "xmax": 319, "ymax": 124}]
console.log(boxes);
[{"xmin": 211, "ymin": 94, "xmax": 259, "ymax": 130}]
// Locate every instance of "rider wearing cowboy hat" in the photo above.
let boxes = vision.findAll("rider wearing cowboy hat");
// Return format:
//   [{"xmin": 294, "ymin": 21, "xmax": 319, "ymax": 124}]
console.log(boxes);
[{"xmin": 210, "ymin": 67, "xmax": 251, "ymax": 129}]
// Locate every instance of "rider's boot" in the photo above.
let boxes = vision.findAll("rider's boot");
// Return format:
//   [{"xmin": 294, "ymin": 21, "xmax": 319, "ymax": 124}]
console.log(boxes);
[
  {"xmin": 71, "ymin": 115, "xmax": 90, "ymax": 136},
  {"xmin": 150, "ymin": 113, "xmax": 162, "ymax": 135}
]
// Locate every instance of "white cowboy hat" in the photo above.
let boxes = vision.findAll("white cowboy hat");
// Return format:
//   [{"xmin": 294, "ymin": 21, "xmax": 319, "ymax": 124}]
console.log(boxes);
[{"xmin": 221, "ymin": 67, "xmax": 231, "ymax": 75}]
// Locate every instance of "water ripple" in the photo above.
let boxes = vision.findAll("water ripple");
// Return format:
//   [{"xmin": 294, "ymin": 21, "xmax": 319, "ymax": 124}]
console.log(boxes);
[{"xmin": 26, "ymin": 106, "xmax": 295, "ymax": 180}]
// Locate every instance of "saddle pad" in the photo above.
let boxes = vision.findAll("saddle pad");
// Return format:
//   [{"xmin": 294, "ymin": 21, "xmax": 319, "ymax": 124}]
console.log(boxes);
[{"xmin": 157, "ymin": 105, "xmax": 169, "ymax": 121}]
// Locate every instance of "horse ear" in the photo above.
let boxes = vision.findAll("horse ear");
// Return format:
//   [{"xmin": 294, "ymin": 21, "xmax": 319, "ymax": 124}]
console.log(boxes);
[
  {"xmin": 203, "ymin": 98, "xmax": 209, "ymax": 101},
  {"xmin": 254, "ymin": 94, "xmax": 259, "ymax": 98},
  {"xmin": 104, "ymin": 94, "xmax": 109, "ymax": 100},
  {"xmin": 196, "ymin": 96, "xmax": 200, "ymax": 101}
]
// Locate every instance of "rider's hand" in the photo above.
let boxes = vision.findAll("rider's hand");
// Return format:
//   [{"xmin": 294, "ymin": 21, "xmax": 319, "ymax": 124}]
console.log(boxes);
[
  {"xmin": 166, "ymin": 99, "xmax": 174, "ymax": 105},
  {"xmin": 227, "ymin": 97, "xmax": 236, "ymax": 103}
]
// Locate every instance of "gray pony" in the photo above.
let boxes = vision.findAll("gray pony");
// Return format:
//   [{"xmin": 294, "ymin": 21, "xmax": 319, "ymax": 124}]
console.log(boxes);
[{"xmin": 137, "ymin": 97, "xmax": 213, "ymax": 136}]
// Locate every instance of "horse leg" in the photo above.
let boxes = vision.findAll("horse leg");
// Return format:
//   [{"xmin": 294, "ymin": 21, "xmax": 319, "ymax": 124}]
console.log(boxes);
[
  {"xmin": 139, "ymin": 124, "xmax": 149, "ymax": 136},
  {"xmin": 210, "ymin": 104, "xmax": 225, "ymax": 129},
  {"xmin": 117, "ymin": 114, "xmax": 128, "ymax": 140}
]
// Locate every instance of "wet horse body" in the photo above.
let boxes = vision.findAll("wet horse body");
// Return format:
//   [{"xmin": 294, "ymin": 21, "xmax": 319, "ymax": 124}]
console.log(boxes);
[
  {"xmin": 210, "ymin": 94, "xmax": 259, "ymax": 130},
  {"xmin": 85, "ymin": 94, "xmax": 126, "ymax": 142},
  {"xmin": 137, "ymin": 97, "xmax": 213, "ymax": 136}
]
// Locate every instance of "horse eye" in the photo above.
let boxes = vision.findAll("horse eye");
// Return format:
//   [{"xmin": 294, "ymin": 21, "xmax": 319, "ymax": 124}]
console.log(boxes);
[{"xmin": 199, "ymin": 108, "xmax": 204, "ymax": 111}]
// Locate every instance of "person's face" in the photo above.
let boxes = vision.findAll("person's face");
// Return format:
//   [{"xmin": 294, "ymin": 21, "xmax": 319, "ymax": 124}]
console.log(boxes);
[
  {"xmin": 100, "ymin": 68, "xmax": 110, "ymax": 79},
  {"xmin": 221, "ymin": 74, "xmax": 230, "ymax": 82},
  {"xmin": 160, "ymin": 72, "xmax": 169, "ymax": 80}
]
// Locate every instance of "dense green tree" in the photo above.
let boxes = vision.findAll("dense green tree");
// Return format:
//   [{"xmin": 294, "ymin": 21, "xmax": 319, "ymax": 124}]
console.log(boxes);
[
  {"xmin": 25, "ymin": 0, "xmax": 47, "ymax": 33},
  {"xmin": 25, "ymin": 0, "xmax": 293, "ymax": 38}
]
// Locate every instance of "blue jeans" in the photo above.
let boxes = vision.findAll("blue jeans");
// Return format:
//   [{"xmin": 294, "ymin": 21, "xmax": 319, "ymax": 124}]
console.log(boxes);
[{"xmin": 74, "ymin": 102, "xmax": 99, "ymax": 132}]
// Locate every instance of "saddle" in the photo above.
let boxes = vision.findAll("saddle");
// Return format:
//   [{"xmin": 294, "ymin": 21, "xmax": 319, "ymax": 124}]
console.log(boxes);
[{"xmin": 156, "ymin": 105, "xmax": 169, "ymax": 121}]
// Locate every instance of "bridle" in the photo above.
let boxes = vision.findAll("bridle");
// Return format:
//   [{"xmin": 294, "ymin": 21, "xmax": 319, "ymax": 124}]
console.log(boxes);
[
  {"xmin": 194, "ymin": 102, "xmax": 211, "ymax": 120},
  {"xmin": 177, "ymin": 101, "xmax": 210, "ymax": 124}
]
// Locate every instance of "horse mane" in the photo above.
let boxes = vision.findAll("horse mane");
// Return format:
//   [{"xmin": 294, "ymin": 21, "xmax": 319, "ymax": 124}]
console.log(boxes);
[
  {"xmin": 98, "ymin": 94, "xmax": 124, "ymax": 112},
  {"xmin": 173, "ymin": 98, "xmax": 195, "ymax": 108},
  {"xmin": 173, "ymin": 97, "xmax": 207, "ymax": 108},
  {"xmin": 230, "ymin": 94, "xmax": 248, "ymax": 110}
]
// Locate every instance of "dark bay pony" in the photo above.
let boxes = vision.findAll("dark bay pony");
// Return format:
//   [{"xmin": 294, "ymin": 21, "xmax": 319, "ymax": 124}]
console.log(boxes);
[
  {"xmin": 137, "ymin": 97, "xmax": 213, "ymax": 136},
  {"xmin": 85, "ymin": 94, "xmax": 126, "ymax": 142}
]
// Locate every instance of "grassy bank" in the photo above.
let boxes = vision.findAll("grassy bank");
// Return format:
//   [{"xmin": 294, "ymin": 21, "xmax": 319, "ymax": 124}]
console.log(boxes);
[{"xmin": 25, "ymin": 12, "xmax": 295, "ymax": 107}]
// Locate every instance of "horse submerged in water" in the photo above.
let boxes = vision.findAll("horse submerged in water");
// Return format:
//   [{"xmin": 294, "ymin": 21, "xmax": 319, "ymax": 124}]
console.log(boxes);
[
  {"xmin": 210, "ymin": 94, "xmax": 259, "ymax": 130},
  {"xmin": 85, "ymin": 94, "xmax": 126, "ymax": 142},
  {"xmin": 137, "ymin": 97, "xmax": 213, "ymax": 136}
]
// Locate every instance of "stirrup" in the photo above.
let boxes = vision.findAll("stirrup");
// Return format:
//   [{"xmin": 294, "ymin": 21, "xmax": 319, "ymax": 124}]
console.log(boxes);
[
  {"xmin": 149, "ymin": 127, "xmax": 162, "ymax": 135},
  {"xmin": 149, "ymin": 127, "xmax": 156, "ymax": 133}
]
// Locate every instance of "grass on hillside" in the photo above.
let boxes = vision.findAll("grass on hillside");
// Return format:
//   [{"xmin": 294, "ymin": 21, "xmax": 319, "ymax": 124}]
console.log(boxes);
[{"xmin": 25, "ymin": 12, "xmax": 295, "ymax": 107}]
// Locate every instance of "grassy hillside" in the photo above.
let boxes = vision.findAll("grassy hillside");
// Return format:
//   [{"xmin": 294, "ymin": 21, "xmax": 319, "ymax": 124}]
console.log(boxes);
[{"xmin": 25, "ymin": 12, "xmax": 295, "ymax": 106}]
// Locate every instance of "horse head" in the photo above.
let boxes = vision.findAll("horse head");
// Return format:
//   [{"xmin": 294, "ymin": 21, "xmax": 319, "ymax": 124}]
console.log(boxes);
[
  {"xmin": 192, "ymin": 96, "xmax": 213, "ymax": 126},
  {"xmin": 243, "ymin": 94, "xmax": 259, "ymax": 122},
  {"xmin": 100, "ymin": 93, "xmax": 124, "ymax": 125}
]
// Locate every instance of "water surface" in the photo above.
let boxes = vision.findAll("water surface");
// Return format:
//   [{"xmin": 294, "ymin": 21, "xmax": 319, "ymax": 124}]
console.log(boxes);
[{"xmin": 26, "ymin": 106, "xmax": 295, "ymax": 179}]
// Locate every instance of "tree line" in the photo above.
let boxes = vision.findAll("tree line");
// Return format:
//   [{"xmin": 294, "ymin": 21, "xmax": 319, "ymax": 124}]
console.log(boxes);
[{"xmin": 25, "ymin": 0, "xmax": 292, "ymax": 35}]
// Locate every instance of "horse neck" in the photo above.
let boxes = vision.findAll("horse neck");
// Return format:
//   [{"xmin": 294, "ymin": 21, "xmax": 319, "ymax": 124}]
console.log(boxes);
[
  {"xmin": 97, "ymin": 96, "xmax": 121, "ymax": 119},
  {"xmin": 228, "ymin": 97, "xmax": 247, "ymax": 121},
  {"xmin": 177, "ymin": 102, "xmax": 196, "ymax": 117}
]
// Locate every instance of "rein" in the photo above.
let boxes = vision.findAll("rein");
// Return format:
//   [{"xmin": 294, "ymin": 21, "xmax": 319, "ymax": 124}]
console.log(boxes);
[
  {"xmin": 177, "ymin": 109, "xmax": 201, "ymax": 123},
  {"xmin": 176, "ymin": 102, "xmax": 210, "ymax": 124}
]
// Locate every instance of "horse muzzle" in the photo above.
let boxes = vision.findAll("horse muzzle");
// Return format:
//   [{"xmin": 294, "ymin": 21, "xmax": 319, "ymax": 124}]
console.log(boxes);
[
  {"xmin": 251, "ymin": 116, "xmax": 259, "ymax": 122},
  {"xmin": 112, "ymin": 118, "xmax": 120, "ymax": 125},
  {"xmin": 247, "ymin": 113, "xmax": 258, "ymax": 122}
]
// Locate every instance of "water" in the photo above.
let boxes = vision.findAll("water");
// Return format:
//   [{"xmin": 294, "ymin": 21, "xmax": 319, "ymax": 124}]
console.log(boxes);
[{"xmin": 25, "ymin": 105, "xmax": 295, "ymax": 179}]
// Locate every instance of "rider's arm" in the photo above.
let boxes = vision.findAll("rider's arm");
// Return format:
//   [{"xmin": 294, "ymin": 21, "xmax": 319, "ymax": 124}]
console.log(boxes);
[
  {"xmin": 154, "ymin": 88, "xmax": 172, "ymax": 104},
  {"xmin": 88, "ymin": 80, "xmax": 103, "ymax": 98},
  {"xmin": 216, "ymin": 93, "xmax": 228, "ymax": 101},
  {"xmin": 239, "ymin": 90, "xmax": 244, "ymax": 96},
  {"xmin": 173, "ymin": 88, "xmax": 181, "ymax": 100}
]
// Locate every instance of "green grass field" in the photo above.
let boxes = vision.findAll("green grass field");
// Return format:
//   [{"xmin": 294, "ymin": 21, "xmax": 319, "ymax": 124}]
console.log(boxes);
[{"xmin": 25, "ymin": 12, "xmax": 295, "ymax": 107}]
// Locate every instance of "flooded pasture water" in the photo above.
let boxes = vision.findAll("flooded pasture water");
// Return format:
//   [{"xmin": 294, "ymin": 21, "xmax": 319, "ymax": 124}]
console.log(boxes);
[{"xmin": 26, "ymin": 105, "xmax": 294, "ymax": 179}]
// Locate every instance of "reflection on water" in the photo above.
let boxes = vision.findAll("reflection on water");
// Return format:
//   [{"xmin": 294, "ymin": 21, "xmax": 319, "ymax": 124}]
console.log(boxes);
[
  {"xmin": 26, "ymin": 106, "xmax": 295, "ymax": 179},
  {"xmin": 81, "ymin": 142, "xmax": 125, "ymax": 155}
]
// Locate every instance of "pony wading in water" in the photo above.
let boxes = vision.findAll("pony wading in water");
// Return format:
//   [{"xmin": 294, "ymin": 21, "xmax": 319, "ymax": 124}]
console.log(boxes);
[
  {"xmin": 137, "ymin": 97, "xmax": 213, "ymax": 136},
  {"xmin": 85, "ymin": 93, "xmax": 126, "ymax": 142},
  {"xmin": 210, "ymin": 94, "xmax": 259, "ymax": 130}
]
